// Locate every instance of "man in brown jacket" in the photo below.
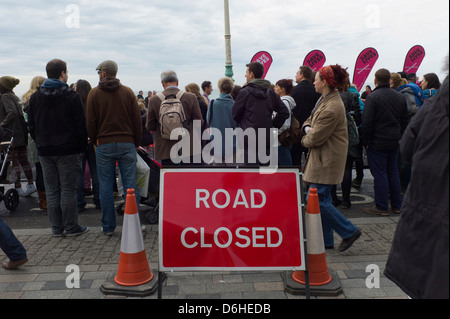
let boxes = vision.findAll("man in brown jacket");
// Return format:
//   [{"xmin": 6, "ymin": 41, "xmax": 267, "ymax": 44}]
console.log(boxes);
[
  {"xmin": 146, "ymin": 70, "xmax": 203, "ymax": 166},
  {"xmin": 86, "ymin": 60, "xmax": 142, "ymax": 236}
]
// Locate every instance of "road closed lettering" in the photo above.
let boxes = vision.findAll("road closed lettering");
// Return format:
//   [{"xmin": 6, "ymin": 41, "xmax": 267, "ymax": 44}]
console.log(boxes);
[
  {"xmin": 195, "ymin": 189, "xmax": 266, "ymax": 209},
  {"xmin": 160, "ymin": 169, "xmax": 305, "ymax": 271},
  {"xmin": 181, "ymin": 226, "xmax": 283, "ymax": 249}
]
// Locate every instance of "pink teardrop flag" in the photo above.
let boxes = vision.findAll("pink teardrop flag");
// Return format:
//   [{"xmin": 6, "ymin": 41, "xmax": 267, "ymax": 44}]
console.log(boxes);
[
  {"xmin": 303, "ymin": 50, "xmax": 326, "ymax": 72},
  {"xmin": 251, "ymin": 51, "xmax": 273, "ymax": 79},
  {"xmin": 403, "ymin": 45, "xmax": 426, "ymax": 74},
  {"xmin": 353, "ymin": 47, "xmax": 379, "ymax": 92}
]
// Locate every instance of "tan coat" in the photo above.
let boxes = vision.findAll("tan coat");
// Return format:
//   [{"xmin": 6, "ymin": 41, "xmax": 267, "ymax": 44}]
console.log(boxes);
[
  {"xmin": 146, "ymin": 87, "xmax": 203, "ymax": 161},
  {"xmin": 301, "ymin": 90, "xmax": 348, "ymax": 185}
]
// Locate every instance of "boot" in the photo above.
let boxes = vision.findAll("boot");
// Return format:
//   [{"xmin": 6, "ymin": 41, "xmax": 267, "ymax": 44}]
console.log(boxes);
[{"xmin": 38, "ymin": 191, "xmax": 47, "ymax": 210}]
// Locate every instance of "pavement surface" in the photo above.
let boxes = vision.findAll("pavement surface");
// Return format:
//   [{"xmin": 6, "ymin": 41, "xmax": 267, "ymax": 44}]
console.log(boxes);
[{"xmin": 0, "ymin": 169, "xmax": 409, "ymax": 302}]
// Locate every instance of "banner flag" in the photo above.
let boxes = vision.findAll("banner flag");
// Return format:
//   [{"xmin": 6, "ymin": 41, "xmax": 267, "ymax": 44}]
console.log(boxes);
[
  {"xmin": 251, "ymin": 51, "xmax": 273, "ymax": 79},
  {"xmin": 403, "ymin": 45, "xmax": 426, "ymax": 74},
  {"xmin": 353, "ymin": 47, "xmax": 379, "ymax": 92},
  {"xmin": 303, "ymin": 50, "xmax": 326, "ymax": 71}
]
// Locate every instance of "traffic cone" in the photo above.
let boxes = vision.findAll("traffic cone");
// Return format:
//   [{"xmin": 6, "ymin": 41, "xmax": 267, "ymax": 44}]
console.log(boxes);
[
  {"xmin": 292, "ymin": 188, "xmax": 332, "ymax": 286},
  {"xmin": 114, "ymin": 188, "xmax": 153, "ymax": 286}
]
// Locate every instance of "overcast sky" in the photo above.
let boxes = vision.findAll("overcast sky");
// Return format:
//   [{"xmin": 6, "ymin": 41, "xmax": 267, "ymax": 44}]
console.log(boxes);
[{"xmin": 1, "ymin": 0, "xmax": 449, "ymax": 98}]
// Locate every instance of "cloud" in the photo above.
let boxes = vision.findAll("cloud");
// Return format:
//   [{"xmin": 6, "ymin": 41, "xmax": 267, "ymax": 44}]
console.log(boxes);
[{"xmin": 1, "ymin": 0, "xmax": 449, "ymax": 98}]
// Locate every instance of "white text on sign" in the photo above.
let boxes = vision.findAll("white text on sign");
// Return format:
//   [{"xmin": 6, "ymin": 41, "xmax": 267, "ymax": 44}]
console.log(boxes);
[
  {"xmin": 181, "ymin": 227, "xmax": 283, "ymax": 249},
  {"xmin": 196, "ymin": 189, "xmax": 266, "ymax": 209}
]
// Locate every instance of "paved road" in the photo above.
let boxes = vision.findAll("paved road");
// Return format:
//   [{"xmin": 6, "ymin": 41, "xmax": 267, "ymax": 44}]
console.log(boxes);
[{"xmin": 0, "ymin": 169, "xmax": 409, "ymax": 302}]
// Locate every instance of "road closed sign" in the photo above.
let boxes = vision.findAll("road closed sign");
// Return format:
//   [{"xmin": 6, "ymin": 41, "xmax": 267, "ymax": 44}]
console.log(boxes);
[{"xmin": 159, "ymin": 168, "xmax": 305, "ymax": 271}]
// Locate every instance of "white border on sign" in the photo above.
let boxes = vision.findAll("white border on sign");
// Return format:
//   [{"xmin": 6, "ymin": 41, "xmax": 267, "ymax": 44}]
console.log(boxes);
[{"xmin": 158, "ymin": 168, "xmax": 305, "ymax": 272}]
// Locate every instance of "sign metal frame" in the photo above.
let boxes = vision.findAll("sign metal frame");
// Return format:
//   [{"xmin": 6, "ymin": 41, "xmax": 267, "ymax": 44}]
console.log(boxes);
[{"xmin": 158, "ymin": 168, "xmax": 306, "ymax": 273}]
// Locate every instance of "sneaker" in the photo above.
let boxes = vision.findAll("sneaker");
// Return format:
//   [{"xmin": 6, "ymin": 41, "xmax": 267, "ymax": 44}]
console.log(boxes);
[
  {"xmin": 22, "ymin": 184, "xmax": 37, "ymax": 197},
  {"xmin": 15, "ymin": 187, "xmax": 25, "ymax": 196},
  {"xmin": 102, "ymin": 228, "xmax": 114, "ymax": 236},
  {"xmin": 52, "ymin": 231, "xmax": 65, "ymax": 237},
  {"xmin": 339, "ymin": 229, "xmax": 362, "ymax": 252},
  {"xmin": 363, "ymin": 206, "xmax": 390, "ymax": 216},
  {"xmin": 66, "ymin": 226, "xmax": 89, "ymax": 237}
]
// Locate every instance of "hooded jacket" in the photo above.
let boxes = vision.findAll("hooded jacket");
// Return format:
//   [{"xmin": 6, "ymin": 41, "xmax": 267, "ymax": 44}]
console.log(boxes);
[
  {"xmin": 28, "ymin": 80, "xmax": 87, "ymax": 156},
  {"xmin": 86, "ymin": 77, "xmax": 142, "ymax": 147},
  {"xmin": 232, "ymin": 79, "xmax": 289, "ymax": 159},
  {"xmin": 232, "ymin": 79, "xmax": 289, "ymax": 131},
  {"xmin": 0, "ymin": 92, "xmax": 28, "ymax": 147}
]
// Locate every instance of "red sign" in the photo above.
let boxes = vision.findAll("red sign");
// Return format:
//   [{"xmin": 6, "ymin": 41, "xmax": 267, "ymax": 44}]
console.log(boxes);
[
  {"xmin": 251, "ymin": 51, "xmax": 273, "ymax": 79},
  {"xmin": 403, "ymin": 45, "xmax": 426, "ymax": 74},
  {"xmin": 303, "ymin": 50, "xmax": 326, "ymax": 72},
  {"xmin": 159, "ymin": 169, "xmax": 305, "ymax": 271},
  {"xmin": 353, "ymin": 47, "xmax": 379, "ymax": 92}
]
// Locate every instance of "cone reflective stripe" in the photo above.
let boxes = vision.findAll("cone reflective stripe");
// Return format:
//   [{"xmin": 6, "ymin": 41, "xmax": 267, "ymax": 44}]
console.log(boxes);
[
  {"xmin": 292, "ymin": 188, "xmax": 332, "ymax": 286},
  {"xmin": 114, "ymin": 189, "xmax": 153, "ymax": 287}
]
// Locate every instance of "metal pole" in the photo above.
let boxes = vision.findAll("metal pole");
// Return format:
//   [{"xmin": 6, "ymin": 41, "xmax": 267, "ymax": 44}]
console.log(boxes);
[
  {"xmin": 224, "ymin": 0, "xmax": 234, "ymax": 79},
  {"xmin": 299, "ymin": 172, "xmax": 311, "ymax": 299}
]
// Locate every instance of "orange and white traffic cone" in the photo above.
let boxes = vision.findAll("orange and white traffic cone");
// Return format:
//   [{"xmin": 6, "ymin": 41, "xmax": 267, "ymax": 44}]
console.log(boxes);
[
  {"xmin": 114, "ymin": 188, "xmax": 153, "ymax": 286},
  {"xmin": 292, "ymin": 188, "xmax": 332, "ymax": 286}
]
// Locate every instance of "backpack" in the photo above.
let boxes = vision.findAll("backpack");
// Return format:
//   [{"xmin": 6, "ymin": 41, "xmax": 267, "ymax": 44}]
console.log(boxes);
[
  {"xmin": 399, "ymin": 84, "xmax": 423, "ymax": 116},
  {"xmin": 157, "ymin": 91, "xmax": 187, "ymax": 139},
  {"xmin": 278, "ymin": 113, "xmax": 302, "ymax": 146},
  {"xmin": 347, "ymin": 112, "xmax": 360, "ymax": 147}
]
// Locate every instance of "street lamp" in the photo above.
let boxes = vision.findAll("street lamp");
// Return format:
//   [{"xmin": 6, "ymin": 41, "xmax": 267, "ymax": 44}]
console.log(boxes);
[{"xmin": 224, "ymin": 0, "xmax": 234, "ymax": 79}]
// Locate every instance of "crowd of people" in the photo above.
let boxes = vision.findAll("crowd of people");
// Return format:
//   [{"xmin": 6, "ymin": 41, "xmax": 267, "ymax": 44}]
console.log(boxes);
[{"xmin": 0, "ymin": 57, "xmax": 448, "ymax": 299}]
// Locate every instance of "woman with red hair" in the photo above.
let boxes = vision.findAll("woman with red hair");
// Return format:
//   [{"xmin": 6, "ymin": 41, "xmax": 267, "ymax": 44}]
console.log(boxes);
[{"xmin": 301, "ymin": 65, "xmax": 361, "ymax": 252}]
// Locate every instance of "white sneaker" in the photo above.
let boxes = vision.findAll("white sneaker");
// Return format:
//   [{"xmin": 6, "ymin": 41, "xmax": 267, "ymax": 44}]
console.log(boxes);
[
  {"xmin": 15, "ymin": 188, "xmax": 25, "ymax": 196},
  {"xmin": 23, "ymin": 184, "xmax": 37, "ymax": 197}
]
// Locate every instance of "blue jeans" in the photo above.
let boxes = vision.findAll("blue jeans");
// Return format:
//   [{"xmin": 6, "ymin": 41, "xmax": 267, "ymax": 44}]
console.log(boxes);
[
  {"xmin": 0, "ymin": 217, "xmax": 27, "ymax": 261},
  {"xmin": 39, "ymin": 154, "xmax": 82, "ymax": 235},
  {"xmin": 366, "ymin": 148, "xmax": 402, "ymax": 211},
  {"xmin": 308, "ymin": 184, "xmax": 359, "ymax": 247},
  {"xmin": 96, "ymin": 143, "xmax": 139, "ymax": 233},
  {"xmin": 278, "ymin": 145, "xmax": 293, "ymax": 167}
]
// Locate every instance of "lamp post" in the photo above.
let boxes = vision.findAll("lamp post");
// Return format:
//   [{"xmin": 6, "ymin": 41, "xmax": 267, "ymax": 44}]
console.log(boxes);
[{"xmin": 224, "ymin": 0, "xmax": 234, "ymax": 79}]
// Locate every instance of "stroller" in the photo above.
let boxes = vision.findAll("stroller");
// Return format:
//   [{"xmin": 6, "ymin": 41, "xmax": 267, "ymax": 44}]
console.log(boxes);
[
  {"xmin": 116, "ymin": 147, "xmax": 161, "ymax": 224},
  {"xmin": 0, "ymin": 127, "xmax": 20, "ymax": 211}
]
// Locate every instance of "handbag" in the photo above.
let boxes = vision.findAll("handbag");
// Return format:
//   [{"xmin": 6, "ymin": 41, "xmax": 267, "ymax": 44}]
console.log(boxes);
[
  {"xmin": 117, "ymin": 151, "xmax": 150, "ymax": 198},
  {"xmin": 135, "ymin": 152, "xmax": 150, "ymax": 198}
]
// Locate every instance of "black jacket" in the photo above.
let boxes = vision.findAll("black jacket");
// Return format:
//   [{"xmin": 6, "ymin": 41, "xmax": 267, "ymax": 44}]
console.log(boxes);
[
  {"xmin": 28, "ymin": 85, "xmax": 87, "ymax": 156},
  {"xmin": 291, "ymin": 80, "xmax": 321, "ymax": 127},
  {"xmin": 232, "ymin": 79, "xmax": 288, "ymax": 131},
  {"xmin": 384, "ymin": 76, "xmax": 449, "ymax": 299},
  {"xmin": 361, "ymin": 83, "xmax": 408, "ymax": 150}
]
